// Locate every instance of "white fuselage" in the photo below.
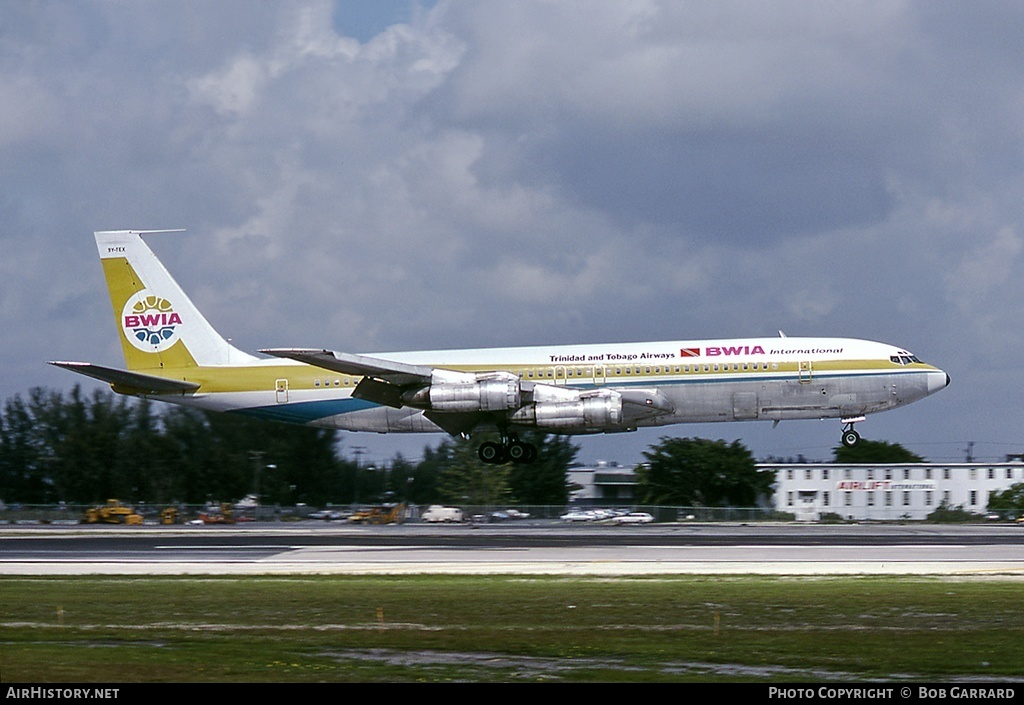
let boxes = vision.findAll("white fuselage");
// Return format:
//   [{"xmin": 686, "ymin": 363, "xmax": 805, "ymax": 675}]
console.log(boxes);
[{"xmin": 154, "ymin": 336, "xmax": 948, "ymax": 436}]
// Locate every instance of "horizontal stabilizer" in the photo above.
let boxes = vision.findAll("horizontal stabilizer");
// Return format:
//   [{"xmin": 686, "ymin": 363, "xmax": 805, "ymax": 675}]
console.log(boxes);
[
  {"xmin": 260, "ymin": 348, "xmax": 433, "ymax": 386},
  {"xmin": 48, "ymin": 361, "xmax": 200, "ymax": 394}
]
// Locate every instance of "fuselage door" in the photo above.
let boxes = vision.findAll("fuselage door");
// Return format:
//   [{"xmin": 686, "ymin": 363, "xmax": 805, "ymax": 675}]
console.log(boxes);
[{"xmin": 275, "ymin": 378, "xmax": 289, "ymax": 403}]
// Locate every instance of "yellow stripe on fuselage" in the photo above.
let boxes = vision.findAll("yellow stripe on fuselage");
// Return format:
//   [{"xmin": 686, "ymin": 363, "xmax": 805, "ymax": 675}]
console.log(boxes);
[{"xmin": 141, "ymin": 358, "xmax": 938, "ymax": 396}]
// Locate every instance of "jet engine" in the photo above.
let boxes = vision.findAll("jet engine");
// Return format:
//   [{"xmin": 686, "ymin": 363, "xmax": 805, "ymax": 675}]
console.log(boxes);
[
  {"xmin": 510, "ymin": 392, "xmax": 623, "ymax": 431},
  {"xmin": 403, "ymin": 371, "xmax": 522, "ymax": 412}
]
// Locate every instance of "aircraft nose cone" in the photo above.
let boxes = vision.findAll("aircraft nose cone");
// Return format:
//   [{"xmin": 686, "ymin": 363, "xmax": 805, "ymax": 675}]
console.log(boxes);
[{"xmin": 928, "ymin": 370, "xmax": 950, "ymax": 394}]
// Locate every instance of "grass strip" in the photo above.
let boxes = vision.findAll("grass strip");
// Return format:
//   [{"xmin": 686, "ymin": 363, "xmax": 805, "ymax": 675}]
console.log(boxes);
[{"xmin": 1, "ymin": 574, "xmax": 1022, "ymax": 682}]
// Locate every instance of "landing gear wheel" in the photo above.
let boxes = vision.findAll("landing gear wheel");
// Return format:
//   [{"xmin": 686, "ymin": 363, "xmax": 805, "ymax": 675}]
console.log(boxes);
[
  {"xmin": 478, "ymin": 441, "xmax": 506, "ymax": 464},
  {"xmin": 508, "ymin": 440, "xmax": 538, "ymax": 464},
  {"xmin": 507, "ymin": 441, "xmax": 527, "ymax": 463},
  {"xmin": 842, "ymin": 429, "xmax": 861, "ymax": 448}
]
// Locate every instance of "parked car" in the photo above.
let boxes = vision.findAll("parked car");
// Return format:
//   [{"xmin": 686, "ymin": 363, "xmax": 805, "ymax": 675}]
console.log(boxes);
[
  {"xmin": 612, "ymin": 512, "xmax": 654, "ymax": 525},
  {"xmin": 421, "ymin": 505, "xmax": 464, "ymax": 523},
  {"xmin": 559, "ymin": 510, "xmax": 596, "ymax": 522},
  {"xmin": 504, "ymin": 509, "xmax": 531, "ymax": 519}
]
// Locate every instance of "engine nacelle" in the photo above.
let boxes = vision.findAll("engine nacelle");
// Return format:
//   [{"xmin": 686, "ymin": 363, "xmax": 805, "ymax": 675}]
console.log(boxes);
[
  {"xmin": 510, "ymin": 394, "xmax": 623, "ymax": 431},
  {"xmin": 421, "ymin": 373, "xmax": 522, "ymax": 412}
]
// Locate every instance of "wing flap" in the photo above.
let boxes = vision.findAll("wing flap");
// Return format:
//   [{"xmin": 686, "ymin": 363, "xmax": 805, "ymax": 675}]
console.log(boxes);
[{"xmin": 352, "ymin": 377, "xmax": 407, "ymax": 408}]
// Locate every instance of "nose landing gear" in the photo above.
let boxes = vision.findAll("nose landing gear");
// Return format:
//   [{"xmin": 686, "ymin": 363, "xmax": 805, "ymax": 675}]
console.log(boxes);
[{"xmin": 841, "ymin": 416, "xmax": 866, "ymax": 447}]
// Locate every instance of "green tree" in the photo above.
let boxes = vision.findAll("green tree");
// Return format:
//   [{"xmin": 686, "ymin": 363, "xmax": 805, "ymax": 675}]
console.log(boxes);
[
  {"xmin": 430, "ymin": 436, "xmax": 511, "ymax": 505},
  {"xmin": 384, "ymin": 453, "xmax": 418, "ymax": 504},
  {"xmin": 926, "ymin": 500, "xmax": 977, "ymax": 523},
  {"xmin": 833, "ymin": 440, "xmax": 924, "ymax": 463},
  {"xmin": 48, "ymin": 386, "xmax": 136, "ymax": 503},
  {"xmin": 160, "ymin": 406, "xmax": 224, "ymax": 503},
  {"xmin": 196, "ymin": 411, "xmax": 340, "ymax": 506},
  {"xmin": 407, "ymin": 443, "xmax": 446, "ymax": 504},
  {"xmin": 987, "ymin": 483, "xmax": 1024, "ymax": 518},
  {"xmin": 505, "ymin": 431, "xmax": 577, "ymax": 505},
  {"xmin": 0, "ymin": 391, "xmax": 53, "ymax": 502},
  {"xmin": 638, "ymin": 437, "xmax": 772, "ymax": 506}
]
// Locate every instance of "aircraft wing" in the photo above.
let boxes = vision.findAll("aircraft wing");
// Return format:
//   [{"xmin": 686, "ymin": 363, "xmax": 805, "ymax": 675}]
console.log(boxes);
[
  {"xmin": 260, "ymin": 348, "xmax": 433, "ymax": 386},
  {"xmin": 261, "ymin": 348, "xmax": 439, "ymax": 409},
  {"xmin": 48, "ymin": 361, "xmax": 201, "ymax": 394}
]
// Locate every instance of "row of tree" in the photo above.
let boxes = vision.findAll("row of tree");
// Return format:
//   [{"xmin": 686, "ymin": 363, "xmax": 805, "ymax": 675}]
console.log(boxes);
[
  {"xmin": 0, "ymin": 386, "xmax": 590, "ymax": 507},
  {"xmin": 8, "ymin": 386, "xmax": 954, "ymax": 511}
]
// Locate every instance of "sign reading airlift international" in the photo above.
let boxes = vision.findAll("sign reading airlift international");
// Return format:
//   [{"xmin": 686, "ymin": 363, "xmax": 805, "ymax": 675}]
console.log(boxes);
[{"xmin": 50, "ymin": 230, "xmax": 950, "ymax": 465}]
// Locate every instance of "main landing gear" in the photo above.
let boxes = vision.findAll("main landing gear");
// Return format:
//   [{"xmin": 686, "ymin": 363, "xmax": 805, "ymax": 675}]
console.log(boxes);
[
  {"xmin": 841, "ymin": 416, "xmax": 865, "ymax": 448},
  {"xmin": 478, "ymin": 435, "xmax": 538, "ymax": 465}
]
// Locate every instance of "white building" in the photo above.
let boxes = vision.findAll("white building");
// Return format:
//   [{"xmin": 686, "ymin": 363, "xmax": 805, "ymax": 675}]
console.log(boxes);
[
  {"xmin": 767, "ymin": 462, "xmax": 1024, "ymax": 521},
  {"xmin": 567, "ymin": 461, "xmax": 637, "ymax": 504}
]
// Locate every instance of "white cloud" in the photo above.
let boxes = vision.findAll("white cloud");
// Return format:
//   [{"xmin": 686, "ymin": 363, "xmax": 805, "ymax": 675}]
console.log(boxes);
[
  {"xmin": 5, "ymin": 0, "xmax": 1024, "ymax": 461},
  {"xmin": 946, "ymin": 226, "xmax": 1023, "ymax": 319},
  {"xmin": 188, "ymin": 54, "xmax": 267, "ymax": 116}
]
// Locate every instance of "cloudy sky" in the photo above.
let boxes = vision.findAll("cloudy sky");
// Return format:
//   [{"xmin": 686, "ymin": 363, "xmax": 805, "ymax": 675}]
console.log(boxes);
[{"xmin": 3, "ymin": 0, "xmax": 1022, "ymax": 466}]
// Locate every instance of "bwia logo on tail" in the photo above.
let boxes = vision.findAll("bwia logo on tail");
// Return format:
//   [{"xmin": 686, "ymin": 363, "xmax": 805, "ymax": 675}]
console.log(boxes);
[
  {"xmin": 50, "ymin": 230, "xmax": 949, "ymax": 464},
  {"xmin": 122, "ymin": 294, "xmax": 182, "ymax": 351}
]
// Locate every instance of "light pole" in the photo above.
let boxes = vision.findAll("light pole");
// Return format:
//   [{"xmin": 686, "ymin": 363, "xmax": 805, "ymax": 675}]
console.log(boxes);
[{"xmin": 352, "ymin": 446, "xmax": 365, "ymax": 507}]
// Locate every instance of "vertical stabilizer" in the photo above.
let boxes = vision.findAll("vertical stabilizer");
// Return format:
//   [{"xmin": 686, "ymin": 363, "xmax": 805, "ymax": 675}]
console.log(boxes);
[{"xmin": 95, "ymin": 230, "xmax": 258, "ymax": 370}]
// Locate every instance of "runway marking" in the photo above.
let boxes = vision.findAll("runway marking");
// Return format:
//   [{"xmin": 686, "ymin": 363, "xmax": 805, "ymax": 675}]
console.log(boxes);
[{"xmin": 155, "ymin": 544, "xmax": 297, "ymax": 550}]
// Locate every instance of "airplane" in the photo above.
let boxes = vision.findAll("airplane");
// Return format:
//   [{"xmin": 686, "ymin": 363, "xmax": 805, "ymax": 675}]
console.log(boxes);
[{"xmin": 50, "ymin": 230, "xmax": 950, "ymax": 464}]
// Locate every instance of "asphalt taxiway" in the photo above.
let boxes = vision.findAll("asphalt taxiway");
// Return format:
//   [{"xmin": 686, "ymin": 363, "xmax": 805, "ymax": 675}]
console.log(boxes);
[{"xmin": 2, "ymin": 522, "xmax": 1023, "ymax": 576}]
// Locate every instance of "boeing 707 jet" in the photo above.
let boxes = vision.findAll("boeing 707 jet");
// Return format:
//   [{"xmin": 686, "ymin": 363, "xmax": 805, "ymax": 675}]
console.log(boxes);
[{"xmin": 50, "ymin": 230, "xmax": 950, "ymax": 464}]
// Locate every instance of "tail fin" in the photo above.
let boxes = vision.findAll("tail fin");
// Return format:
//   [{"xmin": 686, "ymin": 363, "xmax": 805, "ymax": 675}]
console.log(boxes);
[{"xmin": 96, "ymin": 230, "xmax": 257, "ymax": 371}]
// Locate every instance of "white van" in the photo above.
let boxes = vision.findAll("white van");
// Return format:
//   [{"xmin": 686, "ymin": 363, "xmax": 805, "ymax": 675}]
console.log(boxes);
[{"xmin": 421, "ymin": 505, "xmax": 464, "ymax": 523}]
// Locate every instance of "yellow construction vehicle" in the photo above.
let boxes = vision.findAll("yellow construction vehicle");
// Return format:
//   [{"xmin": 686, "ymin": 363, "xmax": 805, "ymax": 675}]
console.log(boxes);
[
  {"xmin": 160, "ymin": 507, "xmax": 180, "ymax": 524},
  {"xmin": 199, "ymin": 502, "xmax": 235, "ymax": 524},
  {"xmin": 347, "ymin": 503, "xmax": 406, "ymax": 525},
  {"xmin": 83, "ymin": 499, "xmax": 144, "ymax": 525}
]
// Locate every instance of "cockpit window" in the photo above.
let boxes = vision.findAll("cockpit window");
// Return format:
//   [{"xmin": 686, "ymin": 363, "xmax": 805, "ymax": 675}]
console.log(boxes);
[{"xmin": 890, "ymin": 354, "xmax": 922, "ymax": 366}]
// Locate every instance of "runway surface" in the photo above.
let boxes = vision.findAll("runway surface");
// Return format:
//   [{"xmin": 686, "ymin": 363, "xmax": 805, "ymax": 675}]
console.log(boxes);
[{"xmin": 2, "ymin": 522, "xmax": 1023, "ymax": 576}]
